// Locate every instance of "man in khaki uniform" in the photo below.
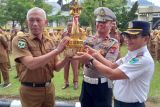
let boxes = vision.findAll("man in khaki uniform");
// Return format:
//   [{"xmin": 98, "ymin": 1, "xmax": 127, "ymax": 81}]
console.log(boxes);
[
  {"xmin": 12, "ymin": 7, "xmax": 70, "ymax": 107},
  {"xmin": 0, "ymin": 28, "xmax": 11, "ymax": 88},
  {"xmin": 1, "ymin": 29, "xmax": 11, "ymax": 69},
  {"xmin": 61, "ymin": 21, "xmax": 79, "ymax": 90}
]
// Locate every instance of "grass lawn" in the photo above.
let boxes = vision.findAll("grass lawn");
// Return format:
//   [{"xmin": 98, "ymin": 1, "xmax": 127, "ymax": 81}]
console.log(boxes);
[{"xmin": 0, "ymin": 46, "xmax": 160, "ymax": 103}]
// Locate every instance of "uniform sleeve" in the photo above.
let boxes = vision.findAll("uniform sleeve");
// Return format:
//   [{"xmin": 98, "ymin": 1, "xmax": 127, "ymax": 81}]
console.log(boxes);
[
  {"xmin": 116, "ymin": 58, "xmax": 123, "ymax": 65},
  {"xmin": 12, "ymin": 36, "xmax": 32, "ymax": 62},
  {"xmin": 0, "ymin": 35, "xmax": 8, "ymax": 49},
  {"xmin": 118, "ymin": 57, "xmax": 147, "ymax": 81}
]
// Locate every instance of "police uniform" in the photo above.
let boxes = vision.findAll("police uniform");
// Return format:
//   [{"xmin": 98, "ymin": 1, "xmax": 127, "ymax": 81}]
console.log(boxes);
[
  {"xmin": 80, "ymin": 7, "xmax": 119, "ymax": 107},
  {"xmin": 114, "ymin": 21, "xmax": 154, "ymax": 107},
  {"xmin": 0, "ymin": 33, "xmax": 10, "ymax": 86},
  {"xmin": 12, "ymin": 32, "xmax": 58, "ymax": 107}
]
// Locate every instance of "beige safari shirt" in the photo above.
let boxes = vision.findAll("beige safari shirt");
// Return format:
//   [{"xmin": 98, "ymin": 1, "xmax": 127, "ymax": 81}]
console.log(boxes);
[{"xmin": 12, "ymin": 33, "xmax": 58, "ymax": 83}]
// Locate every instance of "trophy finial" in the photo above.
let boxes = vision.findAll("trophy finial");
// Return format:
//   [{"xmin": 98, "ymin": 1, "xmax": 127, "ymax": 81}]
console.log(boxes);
[
  {"xmin": 69, "ymin": 0, "xmax": 82, "ymax": 16},
  {"xmin": 64, "ymin": 0, "xmax": 86, "ymax": 57}
]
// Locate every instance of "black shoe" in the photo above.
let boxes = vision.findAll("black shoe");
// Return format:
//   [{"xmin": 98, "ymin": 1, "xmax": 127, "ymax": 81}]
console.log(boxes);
[{"xmin": 62, "ymin": 84, "xmax": 69, "ymax": 89}]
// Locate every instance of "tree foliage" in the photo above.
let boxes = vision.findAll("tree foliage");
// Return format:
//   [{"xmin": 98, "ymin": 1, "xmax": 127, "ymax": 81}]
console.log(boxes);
[
  {"xmin": 117, "ymin": 1, "xmax": 138, "ymax": 31},
  {"xmin": 79, "ymin": 0, "xmax": 138, "ymax": 31},
  {"xmin": 0, "ymin": 0, "xmax": 52, "ymax": 29},
  {"xmin": 0, "ymin": 0, "xmax": 138, "ymax": 31}
]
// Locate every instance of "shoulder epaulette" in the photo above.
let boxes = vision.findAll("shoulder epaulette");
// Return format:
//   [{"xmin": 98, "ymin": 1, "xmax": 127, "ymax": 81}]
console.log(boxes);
[
  {"xmin": 136, "ymin": 52, "xmax": 144, "ymax": 58},
  {"xmin": 109, "ymin": 37, "xmax": 118, "ymax": 43}
]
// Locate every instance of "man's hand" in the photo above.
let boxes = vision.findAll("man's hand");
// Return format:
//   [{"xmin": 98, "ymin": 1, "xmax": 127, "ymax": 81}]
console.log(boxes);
[
  {"xmin": 56, "ymin": 36, "xmax": 70, "ymax": 53},
  {"xmin": 83, "ymin": 45, "xmax": 101, "ymax": 58},
  {"xmin": 73, "ymin": 52, "xmax": 93, "ymax": 64}
]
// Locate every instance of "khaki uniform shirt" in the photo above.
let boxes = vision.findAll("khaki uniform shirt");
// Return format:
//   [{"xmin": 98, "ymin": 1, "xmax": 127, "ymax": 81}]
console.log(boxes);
[
  {"xmin": 12, "ymin": 33, "xmax": 58, "ymax": 83},
  {"xmin": 0, "ymin": 34, "xmax": 8, "ymax": 63}
]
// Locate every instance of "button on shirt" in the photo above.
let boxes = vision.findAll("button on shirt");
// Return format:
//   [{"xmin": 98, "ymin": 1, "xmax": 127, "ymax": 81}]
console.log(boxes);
[{"xmin": 114, "ymin": 46, "xmax": 154, "ymax": 103}]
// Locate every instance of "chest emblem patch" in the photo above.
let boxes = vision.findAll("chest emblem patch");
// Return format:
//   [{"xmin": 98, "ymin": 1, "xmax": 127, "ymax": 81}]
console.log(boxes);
[
  {"xmin": 18, "ymin": 40, "xmax": 26, "ymax": 49},
  {"xmin": 129, "ymin": 58, "xmax": 139, "ymax": 64}
]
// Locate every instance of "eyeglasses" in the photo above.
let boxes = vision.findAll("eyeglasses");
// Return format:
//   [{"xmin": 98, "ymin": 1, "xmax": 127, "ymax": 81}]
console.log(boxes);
[{"xmin": 123, "ymin": 34, "xmax": 143, "ymax": 40}]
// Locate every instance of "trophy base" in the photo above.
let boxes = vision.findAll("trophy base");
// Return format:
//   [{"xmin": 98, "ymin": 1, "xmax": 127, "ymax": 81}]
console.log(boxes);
[
  {"xmin": 64, "ymin": 47, "xmax": 83, "ymax": 57},
  {"xmin": 64, "ymin": 39, "xmax": 84, "ymax": 57}
]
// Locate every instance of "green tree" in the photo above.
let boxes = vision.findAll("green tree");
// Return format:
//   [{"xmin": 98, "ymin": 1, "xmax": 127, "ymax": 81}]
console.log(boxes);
[
  {"xmin": 79, "ymin": 0, "xmax": 100, "ymax": 32},
  {"xmin": 0, "ymin": 0, "xmax": 52, "ymax": 30},
  {"xmin": 117, "ymin": 1, "xmax": 138, "ymax": 31},
  {"xmin": 79, "ymin": 0, "xmax": 138, "ymax": 32},
  {"xmin": 48, "ymin": 12, "xmax": 70, "ymax": 27},
  {"xmin": 0, "ymin": 0, "xmax": 8, "ymax": 26}
]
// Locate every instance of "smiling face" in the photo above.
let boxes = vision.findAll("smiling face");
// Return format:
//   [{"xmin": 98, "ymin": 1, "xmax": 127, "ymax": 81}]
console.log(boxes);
[
  {"xmin": 123, "ymin": 34, "xmax": 148, "ymax": 51},
  {"xmin": 96, "ymin": 20, "xmax": 112, "ymax": 36},
  {"xmin": 27, "ymin": 10, "xmax": 47, "ymax": 36}
]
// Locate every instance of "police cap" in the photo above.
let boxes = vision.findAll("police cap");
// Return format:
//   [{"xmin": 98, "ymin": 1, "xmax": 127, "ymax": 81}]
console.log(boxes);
[{"xmin": 94, "ymin": 7, "xmax": 116, "ymax": 22}]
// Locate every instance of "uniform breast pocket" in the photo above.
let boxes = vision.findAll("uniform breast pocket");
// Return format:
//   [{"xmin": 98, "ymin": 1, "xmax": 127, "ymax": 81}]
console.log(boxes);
[
  {"xmin": 29, "ymin": 47, "xmax": 42, "ymax": 56},
  {"xmin": 45, "ymin": 43, "xmax": 56, "ymax": 53}
]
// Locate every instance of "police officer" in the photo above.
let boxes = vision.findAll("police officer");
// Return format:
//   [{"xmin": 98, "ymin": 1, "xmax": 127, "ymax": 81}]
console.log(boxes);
[
  {"xmin": 74, "ymin": 21, "xmax": 154, "ymax": 107},
  {"xmin": 0, "ymin": 28, "xmax": 11, "ymax": 88},
  {"xmin": 77, "ymin": 7, "xmax": 120, "ymax": 107},
  {"xmin": 12, "ymin": 7, "xmax": 70, "ymax": 107}
]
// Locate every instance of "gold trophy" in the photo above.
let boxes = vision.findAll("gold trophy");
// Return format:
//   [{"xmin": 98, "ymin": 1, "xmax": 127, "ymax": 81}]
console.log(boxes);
[{"xmin": 64, "ymin": 0, "xmax": 86, "ymax": 57}]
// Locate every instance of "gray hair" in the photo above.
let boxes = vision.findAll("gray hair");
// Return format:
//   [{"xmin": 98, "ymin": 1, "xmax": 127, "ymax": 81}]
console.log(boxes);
[{"xmin": 26, "ymin": 7, "xmax": 46, "ymax": 20}]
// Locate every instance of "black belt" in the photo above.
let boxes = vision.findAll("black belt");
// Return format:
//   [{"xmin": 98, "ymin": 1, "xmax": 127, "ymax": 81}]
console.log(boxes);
[
  {"xmin": 114, "ymin": 99, "xmax": 145, "ymax": 107},
  {"xmin": 21, "ymin": 80, "xmax": 51, "ymax": 87}
]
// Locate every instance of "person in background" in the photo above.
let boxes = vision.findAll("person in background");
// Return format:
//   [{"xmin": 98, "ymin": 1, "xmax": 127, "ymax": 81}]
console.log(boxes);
[
  {"xmin": 12, "ymin": 7, "xmax": 70, "ymax": 107},
  {"xmin": 0, "ymin": 28, "xmax": 11, "ymax": 88},
  {"xmin": 110, "ymin": 20, "xmax": 124, "ymax": 46},
  {"xmin": 86, "ymin": 27, "xmax": 92, "ymax": 37},
  {"xmin": 74, "ymin": 20, "xmax": 154, "ymax": 107},
  {"xmin": 110, "ymin": 21, "xmax": 124, "ymax": 59},
  {"xmin": 61, "ymin": 21, "xmax": 79, "ymax": 90},
  {"xmin": 10, "ymin": 28, "xmax": 20, "ymax": 53}
]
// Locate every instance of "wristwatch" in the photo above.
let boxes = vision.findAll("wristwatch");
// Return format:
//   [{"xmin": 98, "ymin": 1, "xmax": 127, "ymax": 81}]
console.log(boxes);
[{"xmin": 89, "ymin": 58, "xmax": 94, "ymax": 65}]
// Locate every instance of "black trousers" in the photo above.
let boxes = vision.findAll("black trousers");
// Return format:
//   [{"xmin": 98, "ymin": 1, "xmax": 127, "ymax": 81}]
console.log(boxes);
[
  {"xmin": 80, "ymin": 80, "xmax": 112, "ymax": 107},
  {"xmin": 114, "ymin": 99, "xmax": 145, "ymax": 107}
]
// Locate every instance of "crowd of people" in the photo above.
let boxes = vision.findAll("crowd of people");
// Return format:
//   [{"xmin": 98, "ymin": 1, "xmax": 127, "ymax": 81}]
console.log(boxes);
[
  {"xmin": 148, "ymin": 29, "xmax": 160, "ymax": 62},
  {"xmin": 0, "ymin": 5, "xmax": 156, "ymax": 107}
]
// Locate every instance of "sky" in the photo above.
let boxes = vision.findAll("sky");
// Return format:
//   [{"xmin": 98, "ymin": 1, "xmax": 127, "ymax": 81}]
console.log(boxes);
[
  {"xmin": 46, "ymin": 0, "xmax": 160, "ymax": 7},
  {"xmin": 131, "ymin": 0, "xmax": 160, "ymax": 7}
]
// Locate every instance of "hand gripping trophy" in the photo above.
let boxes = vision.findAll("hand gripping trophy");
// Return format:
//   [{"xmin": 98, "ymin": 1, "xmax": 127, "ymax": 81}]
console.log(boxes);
[{"xmin": 64, "ymin": 0, "xmax": 86, "ymax": 57}]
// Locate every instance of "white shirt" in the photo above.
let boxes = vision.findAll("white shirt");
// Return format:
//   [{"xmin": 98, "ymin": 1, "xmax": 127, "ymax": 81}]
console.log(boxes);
[{"xmin": 114, "ymin": 46, "xmax": 154, "ymax": 103}]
